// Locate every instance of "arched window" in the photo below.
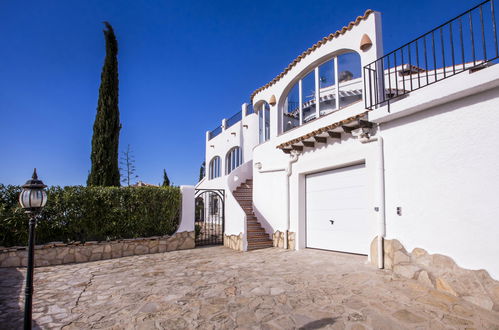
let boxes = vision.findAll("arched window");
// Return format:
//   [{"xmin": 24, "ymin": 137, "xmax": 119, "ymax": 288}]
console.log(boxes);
[
  {"xmin": 226, "ymin": 147, "xmax": 242, "ymax": 175},
  {"xmin": 209, "ymin": 156, "xmax": 221, "ymax": 180},
  {"xmin": 282, "ymin": 51, "xmax": 362, "ymax": 132},
  {"xmin": 258, "ymin": 102, "xmax": 270, "ymax": 143}
]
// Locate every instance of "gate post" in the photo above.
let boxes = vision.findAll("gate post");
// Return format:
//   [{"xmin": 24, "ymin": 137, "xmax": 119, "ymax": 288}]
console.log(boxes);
[{"xmin": 179, "ymin": 185, "xmax": 195, "ymax": 233}]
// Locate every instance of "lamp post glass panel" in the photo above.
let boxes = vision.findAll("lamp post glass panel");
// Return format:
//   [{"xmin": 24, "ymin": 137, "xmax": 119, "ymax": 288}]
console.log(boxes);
[{"xmin": 18, "ymin": 169, "xmax": 47, "ymax": 330}]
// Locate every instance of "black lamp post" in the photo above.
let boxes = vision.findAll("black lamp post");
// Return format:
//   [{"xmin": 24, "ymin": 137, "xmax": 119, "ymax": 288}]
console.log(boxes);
[{"xmin": 18, "ymin": 169, "xmax": 47, "ymax": 330}]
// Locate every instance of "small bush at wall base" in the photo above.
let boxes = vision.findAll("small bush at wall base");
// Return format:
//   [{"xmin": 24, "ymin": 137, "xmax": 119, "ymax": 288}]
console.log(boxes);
[{"xmin": 0, "ymin": 185, "xmax": 181, "ymax": 247}]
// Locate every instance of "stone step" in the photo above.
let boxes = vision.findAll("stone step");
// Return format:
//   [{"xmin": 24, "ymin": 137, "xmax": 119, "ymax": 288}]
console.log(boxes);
[
  {"xmin": 247, "ymin": 242, "xmax": 273, "ymax": 251},
  {"xmin": 247, "ymin": 236, "xmax": 273, "ymax": 243},
  {"xmin": 236, "ymin": 200, "xmax": 253, "ymax": 204},
  {"xmin": 235, "ymin": 187, "xmax": 252, "ymax": 191},
  {"xmin": 247, "ymin": 240, "xmax": 273, "ymax": 246},
  {"xmin": 248, "ymin": 234, "xmax": 270, "ymax": 240},
  {"xmin": 247, "ymin": 228, "xmax": 266, "ymax": 234},
  {"xmin": 234, "ymin": 196, "xmax": 252, "ymax": 200},
  {"xmin": 234, "ymin": 193, "xmax": 252, "ymax": 197}
]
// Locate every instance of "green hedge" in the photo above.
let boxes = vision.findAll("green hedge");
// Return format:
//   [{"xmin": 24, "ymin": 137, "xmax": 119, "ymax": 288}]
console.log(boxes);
[{"xmin": 0, "ymin": 185, "xmax": 181, "ymax": 247}]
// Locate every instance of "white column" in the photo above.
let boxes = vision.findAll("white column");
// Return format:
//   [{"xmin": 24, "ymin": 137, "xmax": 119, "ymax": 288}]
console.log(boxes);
[
  {"xmin": 334, "ymin": 57, "xmax": 340, "ymax": 110},
  {"xmin": 178, "ymin": 186, "xmax": 195, "ymax": 233},
  {"xmin": 241, "ymin": 103, "xmax": 248, "ymax": 117},
  {"xmin": 299, "ymin": 79, "xmax": 303, "ymax": 126},
  {"xmin": 222, "ymin": 119, "xmax": 227, "ymax": 131},
  {"xmin": 314, "ymin": 67, "xmax": 320, "ymax": 118}
]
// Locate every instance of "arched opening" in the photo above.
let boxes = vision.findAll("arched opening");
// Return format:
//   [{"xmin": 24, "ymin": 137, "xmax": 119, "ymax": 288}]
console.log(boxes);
[
  {"xmin": 208, "ymin": 156, "xmax": 221, "ymax": 180},
  {"xmin": 225, "ymin": 146, "xmax": 242, "ymax": 175},
  {"xmin": 282, "ymin": 51, "xmax": 362, "ymax": 133}
]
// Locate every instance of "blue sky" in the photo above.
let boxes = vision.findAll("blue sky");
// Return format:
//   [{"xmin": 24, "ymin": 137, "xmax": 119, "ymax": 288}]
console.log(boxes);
[{"xmin": 0, "ymin": 0, "xmax": 476, "ymax": 186}]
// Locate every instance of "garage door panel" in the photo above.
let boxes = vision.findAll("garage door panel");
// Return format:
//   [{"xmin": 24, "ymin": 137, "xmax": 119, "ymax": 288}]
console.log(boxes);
[{"xmin": 306, "ymin": 164, "xmax": 369, "ymax": 255}]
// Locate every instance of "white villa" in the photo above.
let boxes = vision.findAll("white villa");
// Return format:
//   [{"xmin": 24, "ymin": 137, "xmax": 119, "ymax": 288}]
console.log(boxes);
[{"xmin": 195, "ymin": 1, "xmax": 499, "ymax": 285}]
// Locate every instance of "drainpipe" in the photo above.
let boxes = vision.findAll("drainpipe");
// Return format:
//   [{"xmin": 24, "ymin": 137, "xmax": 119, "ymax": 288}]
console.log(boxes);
[
  {"xmin": 359, "ymin": 131, "xmax": 385, "ymax": 269},
  {"xmin": 255, "ymin": 150, "xmax": 300, "ymax": 249},
  {"xmin": 284, "ymin": 151, "xmax": 300, "ymax": 249}
]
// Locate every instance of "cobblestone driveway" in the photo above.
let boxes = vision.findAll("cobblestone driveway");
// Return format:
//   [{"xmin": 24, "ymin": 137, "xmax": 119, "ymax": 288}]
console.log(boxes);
[{"xmin": 1, "ymin": 246, "xmax": 498, "ymax": 329}]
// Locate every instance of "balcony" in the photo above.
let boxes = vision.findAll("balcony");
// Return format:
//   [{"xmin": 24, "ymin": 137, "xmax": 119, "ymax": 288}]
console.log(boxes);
[{"xmin": 364, "ymin": 0, "xmax": 499, "ymax": 110}]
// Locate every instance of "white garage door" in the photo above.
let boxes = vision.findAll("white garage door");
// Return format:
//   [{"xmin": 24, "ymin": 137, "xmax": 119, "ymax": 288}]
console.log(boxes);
[{"xmin": 306, "ymin": 163, "xmax": 370, "ymax": 254}]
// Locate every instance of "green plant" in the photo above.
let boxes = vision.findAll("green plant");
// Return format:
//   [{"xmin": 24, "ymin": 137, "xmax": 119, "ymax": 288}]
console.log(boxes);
[
  {"xmin": 195, "ymin": 223, "xmax": 202, "ymax": 239},
  {"xmin": 0, "ymin": 184, "xmax": 181, "ymax": 247},
  {"xmin": 162, "ymin": 169, "xmax": 170, "ymax": 187},
  {"xmin": 88, "ymin": 22, "xmax": 121, "ymax": 187}
]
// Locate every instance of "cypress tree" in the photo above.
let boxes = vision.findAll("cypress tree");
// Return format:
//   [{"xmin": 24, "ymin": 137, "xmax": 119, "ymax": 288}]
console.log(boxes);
[
  {"xmin": 199, "ymin": 161, "xmax": 205, "ymax": 182},
  {"xmin": 162, "ymin": 169, "xmax": 170, "ymax": 187},
  {"xmin": 87, "ymin": 22, "xmax": 121, "ymax": 186}
]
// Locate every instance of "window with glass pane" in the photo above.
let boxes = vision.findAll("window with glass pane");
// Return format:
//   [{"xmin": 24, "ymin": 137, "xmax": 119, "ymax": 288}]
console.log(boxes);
[
  {"xmin": 283, "ymin": 83, "xmax": 299, "ymax": 132},
  {"xmin": 258, "ymin": 102, "xmax": 271, "ymax": 143},
  {"xmin": 264, "ymin": 104, "xmax": 270, "ymax": 141},
  {"xmin": 226, "ymin": 147, "xmax": 242, "ymax": 175},
  {"xmin": 338, "ymin": 52, "xmax": 362, "ymax": 108},
  {"xmin": 209, "ymin": 156, "xmax": 221, "ymax": 179},
  {"xmin": 301, "ymin": 71, "xmax": 316, "ymax": 123},
  {"xmin": 258, "ymin": 107, "xmax": 263, "ymax": 144},
  {"xmin": 318, "ymin": 59, "xmax": 337, "ymax": 116}
]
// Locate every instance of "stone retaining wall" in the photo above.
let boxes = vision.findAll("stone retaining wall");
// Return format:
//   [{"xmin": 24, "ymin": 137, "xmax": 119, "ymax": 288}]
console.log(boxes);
[
  {"xmin": 272, "ymin": 231, "xmax": 295, "ymax": 250},
  {"xmin": 0, "ymin": 231, "xmax": 195, "ymax": 268},
  {"xmin": 370, "ymin": 237, "xmax": 499, "ymax": 312},
  {"xmin": 224, "ymin": 233, "xmax": 243, "ymax": 251}
]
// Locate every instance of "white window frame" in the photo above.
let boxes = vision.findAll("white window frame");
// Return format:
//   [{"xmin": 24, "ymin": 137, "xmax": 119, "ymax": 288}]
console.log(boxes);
[
  {"xmin": 283, "ymin": 52, "xmax": 361, "ymax": 133},
  {"xmin": 259, "ymin": 102, "xmax": 271, "ymax": 143},
  {"xmin": 209, "ymin": 156, "xmax": 221, "ymax": 180},
  {"xmin": 225, "ymin": 147, "xmax": 242, "ymax": 175}
]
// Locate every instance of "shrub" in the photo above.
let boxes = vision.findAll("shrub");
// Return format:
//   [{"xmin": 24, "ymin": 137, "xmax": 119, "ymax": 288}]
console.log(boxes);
[{"xmin": 0, "ymin": 184, "xmax": 181, "ymax": 247}]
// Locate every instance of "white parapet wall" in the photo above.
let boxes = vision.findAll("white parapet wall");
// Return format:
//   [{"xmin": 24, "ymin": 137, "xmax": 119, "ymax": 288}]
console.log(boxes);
[
  {"xmin": 376, "ymin": 67, "xmax": 499, "ymax": 280},
  {"xmin": 179, "ymin": 185, "xmax": 195, "ymax": 233}
]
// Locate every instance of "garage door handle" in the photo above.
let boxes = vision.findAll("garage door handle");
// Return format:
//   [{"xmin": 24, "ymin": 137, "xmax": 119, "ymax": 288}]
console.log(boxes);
[{"xmin": 329, "ymin": 220, "xmax": 335, "ymax": 225}]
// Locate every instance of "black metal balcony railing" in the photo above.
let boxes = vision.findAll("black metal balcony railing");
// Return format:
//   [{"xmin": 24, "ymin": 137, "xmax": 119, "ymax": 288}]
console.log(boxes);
[{"xmin": 364, "ymin": 0, "xmax": 498, "ymax": 110}]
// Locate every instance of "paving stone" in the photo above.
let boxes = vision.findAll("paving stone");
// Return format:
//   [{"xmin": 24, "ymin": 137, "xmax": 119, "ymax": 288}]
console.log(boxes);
[
  {"xmin": 392, "ymin": 309, "xmax": 425, "ymax": 323},
  {"xmin": 0, "ymin": 246, "xmax": 497, "ymax": 329}
]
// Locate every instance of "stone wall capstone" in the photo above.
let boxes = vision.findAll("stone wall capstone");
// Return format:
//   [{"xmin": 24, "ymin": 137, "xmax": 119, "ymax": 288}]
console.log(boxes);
[{"xmin": 0, "ymin": 231, "xmax": 195, "ymax": 268}]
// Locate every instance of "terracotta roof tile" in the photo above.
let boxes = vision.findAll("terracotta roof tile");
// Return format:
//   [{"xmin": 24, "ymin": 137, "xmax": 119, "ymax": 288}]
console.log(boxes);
[{"xmin": 251, "ymin": 9, "xmax": 374, "ymax": 102}]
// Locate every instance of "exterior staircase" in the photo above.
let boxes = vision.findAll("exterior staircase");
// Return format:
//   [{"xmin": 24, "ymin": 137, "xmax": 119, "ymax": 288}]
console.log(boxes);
[{"xmin": 233, "ymin": 179, "xmax": 273, "ymax": 251}]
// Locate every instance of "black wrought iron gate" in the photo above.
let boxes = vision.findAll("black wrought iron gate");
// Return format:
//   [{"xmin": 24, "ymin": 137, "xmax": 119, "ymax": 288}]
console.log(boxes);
[{"xmin": 194, "ymin": 189, "xmax": 225, "ymax": 246}]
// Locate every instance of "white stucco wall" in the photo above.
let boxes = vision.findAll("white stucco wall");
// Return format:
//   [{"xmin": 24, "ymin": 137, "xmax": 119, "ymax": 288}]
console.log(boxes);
[
  {"xmin": 252, "ymin": 11, "xmax": 383, "ymax": 139},
  {"xmin": 205, "ymin": 108, "xmax": 259, "ymax": 174},
  {"xmin": 178, "ymin": 185, "xmax": 195, "ymax": 233},
  {"xmin": 380, "ymin": 84, "xmax": 499, "ymax": 280},
  {"xmin": 197, "ymin": 106, "xmax": 260, "ymax": 240},
  {"xmin": 196, "ymin": 6, "xmax": 499, "ymax": 280},
  {"xmin": 253, "ymin": 101, "xmax": 380, "ymax": 256}
]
